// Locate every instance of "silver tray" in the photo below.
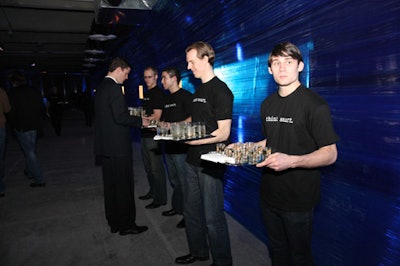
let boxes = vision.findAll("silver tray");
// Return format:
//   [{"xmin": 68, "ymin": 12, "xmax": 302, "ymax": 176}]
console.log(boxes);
[
  {"xmin": 200, "ymin": 151, "xmax": 266, "ymax": 166},
  {"xmin": 144, "ymin": 124, "xmax": 157, "ymax": 128},
  {"xmin": 200, "ymin": 152, "xmax": 236, "ymax": 165},
  {"xmin": 154, "ymin": 134, "xmax": 215, "ymax": 141}
]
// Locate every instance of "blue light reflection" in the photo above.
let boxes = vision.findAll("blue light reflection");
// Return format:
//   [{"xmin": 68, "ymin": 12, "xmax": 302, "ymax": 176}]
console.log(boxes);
[
  {"xmin": 185, "ymin": 16, "xmax": 192, "ymax": 24},
  {"xmin": 236, "ymin": 43, "xmax": 243, "ymax": 61}
]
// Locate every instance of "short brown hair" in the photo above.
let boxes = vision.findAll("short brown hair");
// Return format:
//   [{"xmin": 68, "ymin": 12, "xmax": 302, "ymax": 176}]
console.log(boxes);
[
  {"xmin": 109, "ymin": 57, "xmax": 130, "ymax": 72},
  {"xmin": 8, "ymin": 71, "xmax": 27, "ymax": 87},
  {"xmin": 268, "ymin": 42, "xmax": 303, "ymax": 67},
  {"xmin": 144, "ymin": 66, "xmax": 158, "ymax": 76},
  {"xmin": 185, "ymin": 41, "xmax": 215, "ymax": 66},
  {"xmin": 162, "ymin": 67, "xmax": 181, "ymax": 83}
]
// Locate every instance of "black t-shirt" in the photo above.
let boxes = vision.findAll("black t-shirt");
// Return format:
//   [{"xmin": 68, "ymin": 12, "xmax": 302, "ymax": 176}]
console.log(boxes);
[
  {"xmin": 260, "ymin": 85, "xmax": 339, "ymax": 211},
  {"xmin": 186, "ymin": 76, "xmax": 234, "ymax": 166},
  {"xmin": 163, "ymin": 88, "xmax": 193, "ymax": 154},
  {"xmin": 162, "ymin": 88, "xmax": 193, "ymax": 123},
  {"xmin": 141, "ymin": 85, "xmax": 166, "ymax": 138}
]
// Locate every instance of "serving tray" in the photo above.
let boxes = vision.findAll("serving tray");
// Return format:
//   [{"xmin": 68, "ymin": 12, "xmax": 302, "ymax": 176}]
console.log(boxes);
[{"xmin": 154, "ymin": 134, "xmax": 215, "ymax": 141}]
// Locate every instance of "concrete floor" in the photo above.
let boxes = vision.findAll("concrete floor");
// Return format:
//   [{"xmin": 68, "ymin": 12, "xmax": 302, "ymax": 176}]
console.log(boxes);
[{"xmin": 0, "ymin": 109, "xmax": 270, "ymax": 266}]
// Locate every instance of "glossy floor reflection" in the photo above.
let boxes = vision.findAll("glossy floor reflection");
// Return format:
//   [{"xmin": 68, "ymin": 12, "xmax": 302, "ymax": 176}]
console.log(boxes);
[{"xmin": 0, "ymin": 109, "xmax": 270, "ymax": 266}]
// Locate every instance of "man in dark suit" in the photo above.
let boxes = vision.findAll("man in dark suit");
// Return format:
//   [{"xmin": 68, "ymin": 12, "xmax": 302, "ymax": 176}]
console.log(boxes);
[{"xmin": 94, "ymin": 57, "xmax": 148, "ymax": 235}]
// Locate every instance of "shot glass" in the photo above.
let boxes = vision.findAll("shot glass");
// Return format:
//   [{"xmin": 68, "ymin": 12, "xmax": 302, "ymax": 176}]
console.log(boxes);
[
  {"xmin": 216, "ymin": 143, "xmax": 226, "ymax": 153},
  {"xmin": 187, "ymin": 123, "xmax": 195, "ymax": 139}
]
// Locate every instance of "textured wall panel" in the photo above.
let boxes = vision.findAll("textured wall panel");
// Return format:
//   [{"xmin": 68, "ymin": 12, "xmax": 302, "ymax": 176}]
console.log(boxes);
[{"xmin": 92, "ymin": 0, "xmax": 400, "ymax": 264}]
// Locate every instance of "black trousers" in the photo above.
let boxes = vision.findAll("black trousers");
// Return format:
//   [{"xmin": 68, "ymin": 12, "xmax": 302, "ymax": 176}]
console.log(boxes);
[{"xmin": 101, "ymin": 155, "xmax": 136, "ymax": 230}]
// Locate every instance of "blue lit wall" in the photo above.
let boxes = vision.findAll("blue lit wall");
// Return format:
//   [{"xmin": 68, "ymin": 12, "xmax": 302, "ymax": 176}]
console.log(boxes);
[{"xmin": 94, "ymin": 0, "xmax": 400, "ymax": 265}]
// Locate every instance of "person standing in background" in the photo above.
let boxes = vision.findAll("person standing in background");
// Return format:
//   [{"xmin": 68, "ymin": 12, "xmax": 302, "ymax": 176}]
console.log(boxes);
[
  {"xmin": 81, "ymin": 89, "xmax": 94, "ymax": 127},
  {"xmin": 138, "ymin": 66, "xmax": 168, "ymax": 210},
  {"xmin": 255, "ymin": 42, "xmax": 339, "ymax": 265},
  {"xmin": 94, "ymin": 57, "xmax": 148, "ymax": 235},
  {"xmin": 0, "ymin": 87, "xmax": 10, "ymax": 197},
  {"xmin": 46, "ymin": 85, "xmax": 63, "ymax": 136},
  {"xmin": 8, "ymin": 71, "xmax": 46, "ymax": 188},
  {"xmin": 175, "ymin": 41, "xmax": 233, "ymax": 266},
  {"xmin": 160, "ymin": 66, "xmax": 192, "ymax": 229}
]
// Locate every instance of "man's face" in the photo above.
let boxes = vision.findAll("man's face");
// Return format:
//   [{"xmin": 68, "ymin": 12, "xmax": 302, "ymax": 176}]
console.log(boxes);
[
  {"xmin": 116, "ymin": 67, "xmax": 130, "ymax": 84},
  {"xmin": 161, "ymin": 71, "xmax": 174, "ymax": 91},
  {"xmin": 186, "ymin": 49, "xmax": 208, "ymax": 79},
  {"xmin": 268, "ymin": 54, "xmax": 304, "ymax": 87},
  {"xmin": 143, "ymin": 69, "xmax": 157, "ymax": 89}
]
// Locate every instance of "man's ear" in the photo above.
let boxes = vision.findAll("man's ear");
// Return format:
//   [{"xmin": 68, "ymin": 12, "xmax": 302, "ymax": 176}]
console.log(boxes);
[
  {"xmin": 268, "ymin": 67, "xmax": 272, "ymax": 74},
  {"xmin": 298, "ymin": 61, "xmax": 305, "ymax": 72}
]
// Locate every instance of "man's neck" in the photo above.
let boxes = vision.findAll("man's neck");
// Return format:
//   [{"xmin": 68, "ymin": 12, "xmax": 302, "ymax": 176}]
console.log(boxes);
[
  {"xmin": 200, "ymin": 69, "xmax": 216, "ymax": 84},
  {"xmin": 278, "ymin": 81, "xmax": 301, "ymax": 97},
  {"xmin": 169, "ymin": 84, "xmax": 180, "ymax": 94}
]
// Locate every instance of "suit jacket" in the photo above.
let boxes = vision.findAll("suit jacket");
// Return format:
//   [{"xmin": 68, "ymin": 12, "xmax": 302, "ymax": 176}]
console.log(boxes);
[{"xmin": 94, "ymin": 77, "xmax": 142, "ymax": 157}]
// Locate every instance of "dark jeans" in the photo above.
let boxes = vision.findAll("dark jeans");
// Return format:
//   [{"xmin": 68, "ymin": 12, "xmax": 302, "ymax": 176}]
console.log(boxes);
[
  {"xmin": 184, "ymin": 163, "xmax": 232, "ymax": 266},
  {"xmin": 141, "ymin": 137, "xmax": 167, "ymax": 204},
  {"xmin": 14, "ymin": 129, "xmax": 44, "ymax": 184},
  {"xmin": 165, "ymin": 153, "xmax": 186, "ymax": 213},
  {"xmin": 261, "ymin": 199, "xmax": 314, "ymax": 266}
]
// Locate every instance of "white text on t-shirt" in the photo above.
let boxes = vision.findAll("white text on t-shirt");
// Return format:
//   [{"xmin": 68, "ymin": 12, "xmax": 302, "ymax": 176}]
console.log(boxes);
[
  {"xmin": 193, "ymin": 98, "xmax": 207, "ymax": 104},
  {"xmin": 265, "ymin": 116, "xmax": 293, "ymax": 124},
  {"xmin": 165, "ymin": 103, "xmax": 176, "ymax": 109}
]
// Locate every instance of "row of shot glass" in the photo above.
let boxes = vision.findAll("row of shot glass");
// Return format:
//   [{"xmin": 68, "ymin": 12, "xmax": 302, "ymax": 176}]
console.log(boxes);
[
  {"xmin": 215, "ymin": 142, "xmax": 272, "ymax": 165},
  {"xmin": 158, "ymin": 121, "xmax": 207, "ymax": 140}
]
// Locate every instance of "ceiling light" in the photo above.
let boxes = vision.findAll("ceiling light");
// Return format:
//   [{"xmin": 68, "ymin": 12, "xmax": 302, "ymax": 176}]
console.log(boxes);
[
  {"xmin": 84, "ymin": 49, "xmax": 105, "ymax": 55},
  {"xmin": 84, "ymin": 58, "xmax": 102, "ymax": 63},
  {"xmin": 82, "ymin": 63, "xmax": 96, "ymax": 68},
  {"xmin": 88, "ymin": 34, "xmax": 117, "ymax": 41}
]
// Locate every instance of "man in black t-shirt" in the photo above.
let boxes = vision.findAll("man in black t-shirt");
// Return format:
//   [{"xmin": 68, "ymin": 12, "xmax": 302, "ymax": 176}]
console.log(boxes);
[
  {"xmin": 160, "ymin": 67, "xmax": 192, "ymax": 229},
  {"xmin": 175, "ymin": 42, "xmax": 233, "ymax": 266},
  {"xmin": 255, "ymin": 42, "xmax": 339, "ymax": 266},
  {"xmin": 138, "ymin": 66, "xmax": 168, "ymax": 210}
]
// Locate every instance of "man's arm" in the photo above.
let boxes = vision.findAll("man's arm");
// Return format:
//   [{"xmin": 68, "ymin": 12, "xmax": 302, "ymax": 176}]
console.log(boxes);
[
  {"xmin": 152, "ymin": 109, "xmax": 163, "ymax": 121},
  {"xmin": 256, "ymin": 143, "xmax": 337, "ymax": 171}
]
